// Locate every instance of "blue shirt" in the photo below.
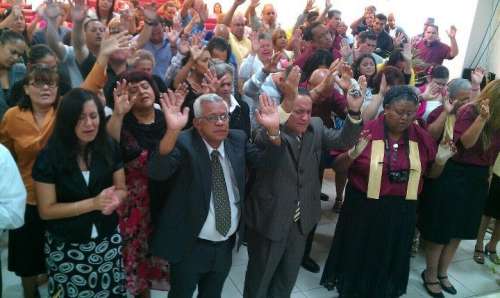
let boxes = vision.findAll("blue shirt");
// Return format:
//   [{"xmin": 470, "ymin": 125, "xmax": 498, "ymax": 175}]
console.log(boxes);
[{"xmin": 143, "ymin": 37, "xmax": 173, "ymax": 82}]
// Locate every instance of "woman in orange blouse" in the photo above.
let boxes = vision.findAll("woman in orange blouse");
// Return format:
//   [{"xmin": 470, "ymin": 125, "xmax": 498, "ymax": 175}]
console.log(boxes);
[{"xmin": 0, "ymin": 65, "xmax": 59, "ymax": 298}]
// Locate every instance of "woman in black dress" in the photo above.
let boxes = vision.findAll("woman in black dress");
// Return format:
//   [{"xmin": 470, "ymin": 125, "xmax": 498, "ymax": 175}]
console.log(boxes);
[{"xmin": 33, "ymin": 88, "xmax": 128, "ymax": 297}]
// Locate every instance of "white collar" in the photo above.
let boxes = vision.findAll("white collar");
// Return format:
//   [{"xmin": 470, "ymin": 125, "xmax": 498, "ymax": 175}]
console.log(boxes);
[
  {"xmin": 229, "ymin": 95, "xmax": 240, "ymax": 113},
  {"xmin": 202, "ymin": 139, "xmax": 226, "ymax": 159}
]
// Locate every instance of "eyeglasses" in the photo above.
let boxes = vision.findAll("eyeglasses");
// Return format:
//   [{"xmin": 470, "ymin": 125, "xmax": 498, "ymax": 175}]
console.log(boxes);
[
  {"xmin": 29, "ymin": 81, "xmax": 57, "ymax": 89},
  {"xmin": 201, "ymin": 113, "xmax": 230, "ymax": 123}
]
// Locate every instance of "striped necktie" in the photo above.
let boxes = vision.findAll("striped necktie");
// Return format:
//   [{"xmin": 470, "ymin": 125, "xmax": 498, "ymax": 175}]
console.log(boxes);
[
  {"xmin": 211, "ymin": 150, "xmax": 231, "ymax": 236},
  {"xmin": 294, "ymin": 201, "xmax": 301, "ymax": 222}
]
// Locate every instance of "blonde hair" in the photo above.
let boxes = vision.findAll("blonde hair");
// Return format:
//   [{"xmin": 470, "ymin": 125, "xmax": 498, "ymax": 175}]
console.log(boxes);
[{"xmin": 475, "ymin": 80, "xmax": 500, "ymax": 149}]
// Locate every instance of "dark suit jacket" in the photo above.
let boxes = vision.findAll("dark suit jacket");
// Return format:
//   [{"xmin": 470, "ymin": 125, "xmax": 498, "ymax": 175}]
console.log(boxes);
[
  {"xmin": 244, "ymin": 117, "xmax": 363, "ymax": 241},
  {"xmin": 148, "ymin": 128, "xmax": 282, "ymax": 263}
]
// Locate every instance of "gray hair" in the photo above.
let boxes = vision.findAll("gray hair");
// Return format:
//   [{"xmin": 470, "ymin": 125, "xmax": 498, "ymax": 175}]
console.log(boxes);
[
  {"xmin": 193, "ymin": 93, "xmax": 228, "ymax": 118},
  {"xmin": 448, "ymin": 78, "xmax": 472, "ymax": 99},
  {"xmin": 212, "ymin": 61, "xmax": 234, "ymax": 79}
]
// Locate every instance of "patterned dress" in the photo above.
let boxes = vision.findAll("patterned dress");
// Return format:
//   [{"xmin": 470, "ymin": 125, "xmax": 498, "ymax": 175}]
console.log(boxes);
[{"xmin": 117, "ymin": 110, "xmax": 169, "ymax": 295}]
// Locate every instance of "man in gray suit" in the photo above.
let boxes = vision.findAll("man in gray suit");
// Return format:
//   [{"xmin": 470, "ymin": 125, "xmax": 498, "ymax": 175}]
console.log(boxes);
[{"xmin": 243, "ymin": 88, "xmax": 364, "ymax": 298}]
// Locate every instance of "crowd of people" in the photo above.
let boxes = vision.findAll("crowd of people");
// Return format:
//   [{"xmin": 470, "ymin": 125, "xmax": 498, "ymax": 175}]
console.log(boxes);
[{"xmin": 0, "ymin": 0, "xmax": 498, "ymax": 297}]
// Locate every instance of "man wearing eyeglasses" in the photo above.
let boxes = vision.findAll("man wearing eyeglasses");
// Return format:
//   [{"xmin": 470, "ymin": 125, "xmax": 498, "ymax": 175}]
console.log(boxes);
[{"xmin": 148, "ymin": 92, "xmax": 282, "ymax": 298}]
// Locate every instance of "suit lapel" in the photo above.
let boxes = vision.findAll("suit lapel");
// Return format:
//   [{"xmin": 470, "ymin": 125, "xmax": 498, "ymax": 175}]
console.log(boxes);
[
  {"xmin": 192, "ymin": 130, "xmax": 212, "ymax": 208},
  {"xmin": 282, "ymin": 126, "xmax": 301, "ymax": 166},
  {"xmin": 298, "ymin": 128, "xmax": 314, "ymax": 166}
]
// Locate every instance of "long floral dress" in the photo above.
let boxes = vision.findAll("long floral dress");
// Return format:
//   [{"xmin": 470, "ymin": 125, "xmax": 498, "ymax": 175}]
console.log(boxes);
[{"xmin": 116, "ymin": 110, "xmax": 169, "ymax": 295}]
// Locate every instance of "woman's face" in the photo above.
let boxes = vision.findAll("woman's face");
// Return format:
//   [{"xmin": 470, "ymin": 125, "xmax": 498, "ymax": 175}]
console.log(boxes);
[
  {"xmin": 384, "ymin": 100, "xmax": 418, "ymax": 134},
  {"xmin": 274, "ymin": 32, "xmax": 287, "ymax": 50},
  {"xmin": 359, "ymin": 57, "xmax": 375, "ymax": 77},
  {"xmin": 450, "ymin": 89, "xmax": 470, "ymax": 110},
  {"xmin": 128, "ymin": 80, "xmax": 155, "ymax": 110},
  {"xmin": 134, "ymin": 59, "xmax": 153, "ymax": 74},
  {"xmin": 194, "ymin": 50, "xmax": 211, "ymax": 75},
  {"xmin": 75, "ymin": 100, "xmax": 100, "ymax": 145},
  {"xmin": 24, "ymin": 79, "xmax": 58, "ymax": 110},
  {"xmin": 34, "ymin": 54, "xmax": 58, "ymax": 69},
  {"xmin": 98, "ymin": 0, "xmax": 114, "ymax": 12},
  {"xmin": 0, "ymin": 40, "xmax": 26, "ymax": 69},
  {"xmin": 11, "ymin": 13, "xmax": 26, "ymax": 33},
  {"xmin": 214, "ymin": 3, "xmax": 222, "ymax": 14}
]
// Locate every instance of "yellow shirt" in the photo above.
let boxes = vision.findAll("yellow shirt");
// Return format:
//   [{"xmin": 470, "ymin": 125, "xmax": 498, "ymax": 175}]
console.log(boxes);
[
  {"xmin": 0, "ymin": 106, "xmax": 55, "ymax": 205},
  {"xmin": 229, "ymin": 32, "xmax": 252, "ymax": 66}
]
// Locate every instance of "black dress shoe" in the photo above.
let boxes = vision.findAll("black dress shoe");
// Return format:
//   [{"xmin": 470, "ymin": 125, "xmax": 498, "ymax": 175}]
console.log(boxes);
[
  {"xmin": 438, "ymin": 275, "xmax": 457, "ymax": 295},
  {"xmin": 421, "ymin": 270, "xmax": 445, "ymax": 298},
  {"xmin": 320, "ymin": 193, "xmax": 329, "ymax": 201},
  {"xmin": 301, "ymin": 257, "xmax": 320, "ymax": 273}
]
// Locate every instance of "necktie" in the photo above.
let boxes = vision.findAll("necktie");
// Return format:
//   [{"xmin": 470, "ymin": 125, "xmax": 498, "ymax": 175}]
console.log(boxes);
[
  {"xmin": 211, "ymin": 150, "xmax": 231, "ymax": 236},
  {"xmin": 294, "ymin": 201, "xmax": 301, "ymax": 222}
]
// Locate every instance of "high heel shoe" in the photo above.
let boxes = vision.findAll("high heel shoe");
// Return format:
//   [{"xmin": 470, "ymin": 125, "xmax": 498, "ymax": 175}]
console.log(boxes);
[
  {"xmin": 485, "ymin": 247, "xmax": 500, "ymax": 265},
  {"xmin": 421, "ymin": 270, "xmax": 445, "ymax": 298},
  {"xmin": 437, "ymin": 275, "xmax": 457, "ymax": 295}
]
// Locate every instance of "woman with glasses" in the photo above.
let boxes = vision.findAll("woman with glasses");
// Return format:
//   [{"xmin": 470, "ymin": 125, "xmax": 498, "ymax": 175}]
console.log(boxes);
[
  {"xmin": 418, "ymin": 80, "xmax": 500, "ymax": 297},
  {"xmin": 32, "ymin": 88, "xmax": 127, "ymax": 297},
  {"xmin": 106, "ymin": 71, "xmax": 172, "ymax": 296},
  {"xmin": 0, "ymin": 65, "xmax": 58, "ymax": 298},
  {"xmin": 320, "ymin": 85, "xmax": 455, "ymax": 298}
]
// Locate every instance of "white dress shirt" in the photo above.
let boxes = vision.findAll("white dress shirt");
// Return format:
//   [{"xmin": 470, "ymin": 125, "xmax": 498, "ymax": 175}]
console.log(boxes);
[
  {"xmin": 0, "ymin": 144, "xmax": 26, "ymax": 230},
  {"xmin": 198, "ymin": 140, "xmax": 240, "ymax": 241}
]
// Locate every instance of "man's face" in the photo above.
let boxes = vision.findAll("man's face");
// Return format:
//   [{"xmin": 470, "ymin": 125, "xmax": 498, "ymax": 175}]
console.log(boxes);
[
  {"xmin": 327, "ymin": 13, "xmax": 341, "ymax": 32},
  {"xmin": 194, "ymin": 101, "xmax": 229, "ymax": 146},
  {"xmin": 262, "ymin": 5, "xmax": 277, "ymax": 26},
  {"xmin": 424, "ymin": 26, "xmax": 439, "ymax": 43},
  {"xmin": 134, "ymin": 59, "xmax": 153, "ymax": 74},
  {"xmin": 150, "ymin": 23, "xmax": 164, "ymax": 44},
  {"xmin": 372, "ymin": 17, "xmax": 386, "ymax": 33},
  {"xmin": 85, "ymin": 21, "xmax": 106, "ymax": 48},
  {"xmin": 257, "ymin": 39, "xmax": 273, "ymax": 62},
  {"xmin": 286, "ymin": 95, "xmax": 312, "ymax": 135},
  {"xmin": 230, "ymin": 16, "xmax": 246, "ymax": 40},
  {"xmin": 358, "ymin": 38, "xmax": 377, "ymax": 54},
  {"xmin": 216, "ymin": 74, "xmax": 233, "ymax": 101},
  {"xmin": 388, "ymin": 14, "xmax": 396, "ymax": 29},
  {"xmin": 365, "ymin": 13, "xmax": 375, "ymax": 27},
  {"xmin": 312, "ymin": 24, "xmax": 333, "ymax": 49}
]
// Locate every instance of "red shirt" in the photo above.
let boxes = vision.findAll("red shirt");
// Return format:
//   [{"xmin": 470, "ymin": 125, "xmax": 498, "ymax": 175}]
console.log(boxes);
[
  {"xmin": 414, "ymin": 40, "xmax": 452, "ymax": 66},
  {"xmin": 293, "ymin": 46, "xmax": 342, "ymax": 70},
  {"xmin": 335, "ymin": 115, "xmax": 437, "ymax": 197},
  {"xmin": 453, "ymin": 105, "xmax": 500, "ymax": 166},
  {"xmin": 311, "ymin": 88, "xmax": 347, "ymax": 128}
]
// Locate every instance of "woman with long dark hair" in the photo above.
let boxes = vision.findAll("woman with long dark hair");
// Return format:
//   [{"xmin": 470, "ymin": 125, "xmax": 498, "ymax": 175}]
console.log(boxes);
[
  {"xmin": 33, "ymin": 88, "xmax": 127, "ymax": 297},
  {"xmin": 0, "ymin": 65, "xmax": 59, "ymax": 298}
]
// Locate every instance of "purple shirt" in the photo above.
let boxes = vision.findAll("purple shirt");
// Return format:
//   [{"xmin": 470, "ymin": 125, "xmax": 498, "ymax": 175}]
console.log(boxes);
[
  {"xmin": 333, "ymin": 115, "xmax": 437, "ymax": 197},
  {"xmin": 453, "ymin": 105, "xmax": 500, "ymax": 166}
]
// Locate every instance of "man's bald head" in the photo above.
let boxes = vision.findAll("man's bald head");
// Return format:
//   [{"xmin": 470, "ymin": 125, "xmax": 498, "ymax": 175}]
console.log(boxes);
[
  {"xmin": 230, "ymin": 13, "xmax": 246, "ymax": 40},
  {"xmin": 308, "ymin": 69, "xmax": 330, "ymax": 89},
  {"xmin": 261, "ymin": 4, "xmax": 277, "ymax": 27}
]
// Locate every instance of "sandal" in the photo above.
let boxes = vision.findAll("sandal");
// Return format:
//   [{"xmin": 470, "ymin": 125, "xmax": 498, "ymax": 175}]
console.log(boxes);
[
  {"xmin": 421, "ymin": 270, "xmax": 444, "ymax": 298},
  {"xmin": 437, "ymin": 275, "xmax": 457, "ymax": 295},
  {"xmin": 473, "ymin": 249, "xmax": 485, "ymax": 264},
  {"xmin": 485, "ymin": 248, "xmax": 500, "ymax": 265}
]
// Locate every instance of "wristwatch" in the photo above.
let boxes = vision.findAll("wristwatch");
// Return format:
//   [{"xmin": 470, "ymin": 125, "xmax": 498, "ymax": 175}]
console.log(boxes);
[
  {"xmin": 347, "ymin": 109, "xmax": 361, "ymax": 116},
  {"xmin": 145, "ymin": 19, "xmax": 158, "ymax": 26},
  {"xmin": 267, "ymin": 129, "xmax": 281, "ymax": 141}
]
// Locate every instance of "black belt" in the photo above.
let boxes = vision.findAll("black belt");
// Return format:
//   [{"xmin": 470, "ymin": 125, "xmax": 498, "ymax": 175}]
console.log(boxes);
[{"xmin": 197, "ymin": 234, "xmax": 235, "ymax": 245}]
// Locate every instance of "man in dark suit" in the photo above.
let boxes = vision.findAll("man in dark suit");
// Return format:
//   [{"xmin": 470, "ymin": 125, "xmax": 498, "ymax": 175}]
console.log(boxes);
[
  {"xmin": 243, "ymin": 88, "xmax": 364, "ymax": 298},
  {"xmin": 148, "ymin": 92, "xmax": 282, "ymax": 298}
]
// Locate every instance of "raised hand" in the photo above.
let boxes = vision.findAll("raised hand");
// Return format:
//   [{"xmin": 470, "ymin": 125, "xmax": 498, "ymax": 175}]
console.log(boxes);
[
  {"xmin": 479, "ymin": 98, "xmax": 490, "ymax": 121},
  {"xmin": 324, "ymin": 0, "xmax": 332, "ymax": 11},
  {"xmin": 443, "ymin": 96, "xmax": 458, "ymax": 114},
  {"xmin": 379, "ymin": 74, "xmax": 388, "ymax": 96},
  {"xmin": 446, "ymin": 25, "xmax": 457, "ymax": 39},
  {"xmin": 393, "ymin": 32, "xmax": 405, "ymax": 48},
  {"xmin": 304, "ymin": 0, "xmax": 315, "ymax": 12},
  {"xmin": 347, "ymin": 80, "xmax": 364, "ymax": 112},
  {"xmin": 435, "ymin": 138, "xmax": 457, "ymax": 165},
  {"xmin": 69, "ymin": 0, "xmax": 86, "ymax": 23},
  {"xmin": 276, "ymin": 65, "xmax": 301, "ymax": 99},
  {"xmin": 44, "ymin": 1, "xmax": 61, "ymax": 21},
  {"xmin": 166, "ymin": 27, "xmax": 179, "ymax": 46},
  {"xmin": 249, "ymin": 0, "xmax": 261, "ymax": 9},
  {"xmin": 348, "ymin": 130, "xmax": 371, "ymax": 159},
  {"xmin": 113, "ymin": 80, "xmax": 136, "ymax": 116},
  {"xmin": 249, "ymin": 31, "xmax": 260, "ymax": 55},
  {"xmin": 255, "ymin": 93, "xmax": 280, "ymax": 131},
  {"xmin": 422, "ymin": 81, "xmax": 441, "ymax": 100},
  {"xmin": 142, "ymin": 3, "xmax": 158, "ymax": 22},
  {"xmin": 263, "ymin": 51, "xmax": 282, "ymax": 74},
  {"xmin": 234, "ymin": 0, "xmax": 246, "ymax": 7},
  {"xmin": 402, "ymin": 42, "xmax": 412, "ymax": 61},
  {"xmin": 202, "ymin": 69, "xmax": 224, "ymax": 93},
  {"xmin": 100, "ymin": 31, "xmax": 130, "ymax": 57},
  {"xmin": 160, "ymin": 89, "xmax": 190, "ymax": 131},
  {"xmin": 340, "ymin": 39, "xmax": 352, "ymax": 59},
  {"xmin": 338, "ymin": 62, "xmax": 354, "ymax": 90},
  {"xmin": 471, "ymin": 67, "xmax": 486, "ymax": 86}
]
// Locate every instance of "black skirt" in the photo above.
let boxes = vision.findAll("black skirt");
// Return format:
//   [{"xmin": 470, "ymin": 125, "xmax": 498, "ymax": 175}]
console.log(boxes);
[
  {"xmin": 320, "ymin": 184, "xmax": 417, "ymax": 298},
  {"xmin": 8, "ymin": 204, "xmax": 46, "ymax": 277},
  {"xmin": 484, "ymin": 174, "xmax": 500, "ymax": 219},
  {"xmin": 418, "ymin": 160, "xmax": 489, "ymax": 244}
]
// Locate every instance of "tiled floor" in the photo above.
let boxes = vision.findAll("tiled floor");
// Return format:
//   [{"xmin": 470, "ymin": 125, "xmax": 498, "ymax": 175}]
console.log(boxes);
[{"xmin": 2, "ymin": 171, "xmax": 500, "ymax": 297}]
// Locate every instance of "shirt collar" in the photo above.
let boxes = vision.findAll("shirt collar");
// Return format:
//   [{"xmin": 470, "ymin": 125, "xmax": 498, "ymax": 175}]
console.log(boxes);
[
  {"xmin": 202, "ymin": 139, "xmax": 226, "ymax": 159},
  {"xmin": 229, "ymin": 95, "xmax": 240, "ymax": 113}
]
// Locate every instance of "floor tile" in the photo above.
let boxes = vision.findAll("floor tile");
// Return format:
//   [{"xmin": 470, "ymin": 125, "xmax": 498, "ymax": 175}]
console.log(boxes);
[{"xmin": 447, "ymin": 259, "xmax": 500, "ymax": 295}]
